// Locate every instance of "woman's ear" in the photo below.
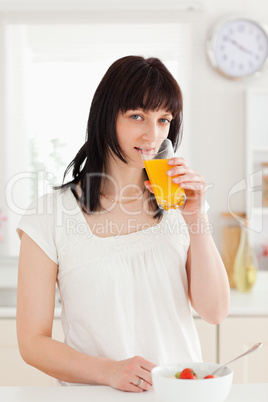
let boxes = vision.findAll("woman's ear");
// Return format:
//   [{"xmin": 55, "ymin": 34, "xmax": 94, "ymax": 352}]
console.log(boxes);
[{"xmin": 144, "ymin": 180, "xmax": 154, "ymax": 193}]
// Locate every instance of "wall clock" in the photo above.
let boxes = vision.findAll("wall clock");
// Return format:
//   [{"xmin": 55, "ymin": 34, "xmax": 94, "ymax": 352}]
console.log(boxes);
[{"xmin": 206, "ymin": 16, "xmax": 268, "ymax": 80}]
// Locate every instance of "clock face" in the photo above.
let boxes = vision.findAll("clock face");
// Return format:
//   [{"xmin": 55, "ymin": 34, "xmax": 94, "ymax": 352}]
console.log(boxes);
[{"xmin": 209, "ymin": 18, "xmax": 268, "ymax": 79}]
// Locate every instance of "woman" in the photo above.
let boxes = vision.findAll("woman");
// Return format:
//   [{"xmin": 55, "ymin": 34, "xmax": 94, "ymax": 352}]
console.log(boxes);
[{"xmin": 16, "ymin": 56, "xmax": 230, "ymax": 392}]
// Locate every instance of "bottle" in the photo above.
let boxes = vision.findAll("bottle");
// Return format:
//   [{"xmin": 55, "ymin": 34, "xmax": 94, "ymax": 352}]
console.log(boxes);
[
  {"xmin": 262, "ymin": 162, "xmax": 268, "ymax": 207},
  {"xmin": 233, "ymin": 220, "xmax": 258, "ymax": 292}
]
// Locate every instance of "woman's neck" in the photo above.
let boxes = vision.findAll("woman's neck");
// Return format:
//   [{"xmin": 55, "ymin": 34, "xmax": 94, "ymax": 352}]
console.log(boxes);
[{"xmin": 102, "ymin": 157, "xmax": 145, "ymax": 198}]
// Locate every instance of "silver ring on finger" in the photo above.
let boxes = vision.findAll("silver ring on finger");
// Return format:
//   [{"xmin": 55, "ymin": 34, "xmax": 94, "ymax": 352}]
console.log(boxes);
[{"xmin": 136, "ymin": 378, "xmax": 144, "ymax": 388}]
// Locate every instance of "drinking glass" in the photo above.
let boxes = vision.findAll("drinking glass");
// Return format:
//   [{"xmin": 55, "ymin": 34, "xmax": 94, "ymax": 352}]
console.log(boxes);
[{"xmin": 140, "ymin": 138, "xmax": 186, "ymax": 210}]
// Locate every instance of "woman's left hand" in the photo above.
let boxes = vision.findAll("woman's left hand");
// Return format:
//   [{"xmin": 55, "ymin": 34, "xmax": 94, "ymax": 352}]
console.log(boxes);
[{"xmin": 144, "ymin": 157, "xmax": 207, "ymax": 216}]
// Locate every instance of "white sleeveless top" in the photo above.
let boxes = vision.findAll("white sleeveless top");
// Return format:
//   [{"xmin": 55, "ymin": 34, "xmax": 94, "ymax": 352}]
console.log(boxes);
[{"xmin": 17, "ymin": 187, "xmax": 202, "ymax": 384}]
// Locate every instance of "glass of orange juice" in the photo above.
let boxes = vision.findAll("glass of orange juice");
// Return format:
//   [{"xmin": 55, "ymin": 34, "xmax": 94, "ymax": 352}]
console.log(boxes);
[{"xmin": 140, "ymin": 138, "xmax": 186, "ymax": 210}]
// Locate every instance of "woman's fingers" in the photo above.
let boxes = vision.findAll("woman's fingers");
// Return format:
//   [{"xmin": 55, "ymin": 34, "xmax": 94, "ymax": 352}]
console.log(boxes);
[
  {"xmin": 135, "ymin": 357, "xmax": 155, "ymax": 386},
  {"xmin": 137, "ymin": 367, "xmax": 154, "ymax": 386},
  {"xmin": 172, "ymin": 172, "xmax": 205, "ymax": 184},
  {"xmin": 162, "ymin": 158, "xmax": 207, "ymax": 214},
  {"xmin": 146, "ymin": 156, "xmax": 207, "ymax": 208},
  {"xmin": 172, "ymin": 174, "xmax": 205, "ymax": 185},
  {"xmin": 167, "ymin": 157, "xmax": 188, "ymax": 167},
  {"xmin": 167, "ymin": 166, "xmax": 186, "ymax": 176},
  {"xmin": 125, "ymin": 383, "xmax": 144, "ymax": 393},
  {"xmin": 109, "ymin": 356, "xmax": 156, "ymax": 393},
  {"xmin": 167, "ymin": 167, "xmax": 195, "ymax": 178},
  {"xmin": 179, "ymin": 182, "xmax": 206, "ymax": 192},
  {"xmin": 166, "ymin": 164, "xmax": 206, "ymax": 191},
  {"xmin": 131, "ymin": 377, "xmax": 151, "ymax": 391}
]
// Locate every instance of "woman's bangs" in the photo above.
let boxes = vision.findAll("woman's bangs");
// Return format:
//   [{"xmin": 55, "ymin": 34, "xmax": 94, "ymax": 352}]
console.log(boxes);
[
  {"xmin": 121, "ymin": 79, "xmax": 180, "ymax": 116},
  {"xmin": 142, "ymin": 85, "xmax": 180, "ymax": 116}
]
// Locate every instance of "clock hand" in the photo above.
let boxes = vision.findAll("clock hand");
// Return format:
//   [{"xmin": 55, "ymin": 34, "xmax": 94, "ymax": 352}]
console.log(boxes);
[{"xmin": 227, "ymin": 37, "xmax": 258, "ymax": 57}]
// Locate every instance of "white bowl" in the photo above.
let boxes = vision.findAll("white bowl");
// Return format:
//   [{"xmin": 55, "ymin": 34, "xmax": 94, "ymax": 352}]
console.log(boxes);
[{"xmin": 152, "ymin": 362, "xmax": 233, "ymax": 402}]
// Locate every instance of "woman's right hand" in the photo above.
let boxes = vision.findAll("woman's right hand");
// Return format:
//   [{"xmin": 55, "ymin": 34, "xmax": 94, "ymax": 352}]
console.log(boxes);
[{"xmin": 107, "ymin": 356, "xmax": 156, "ymax": 392}]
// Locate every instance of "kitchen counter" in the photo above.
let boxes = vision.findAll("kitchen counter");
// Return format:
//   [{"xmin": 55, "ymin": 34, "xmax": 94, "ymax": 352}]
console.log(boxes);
[
  {"xmin": 0, "ymin": 384, "xmax": 268, "ymax": 402},
  {"xmin": 1, "ymin": 271, "xmax": 268, "ymax": 319},
  {"xmin": 227, "ymin": 270, "xmax": 268, "ymax": 317},
  {"xmin": 191, "ymin": 270, "xmax": 268, "ymax": 318},
  {"xmin": 197, "ymin": 270, "xmax": 268, "ymax": 318}
]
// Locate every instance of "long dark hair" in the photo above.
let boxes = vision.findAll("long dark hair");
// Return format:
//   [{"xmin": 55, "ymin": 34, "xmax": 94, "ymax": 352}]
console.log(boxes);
[{"xmin": 56, "ymin": 55, "xmax": 184, "ymax": 220}]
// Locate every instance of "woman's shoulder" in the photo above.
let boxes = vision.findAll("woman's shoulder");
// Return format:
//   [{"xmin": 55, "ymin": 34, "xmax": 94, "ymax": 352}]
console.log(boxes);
[
  {"xmin": 16, "ymin": 190, "xmax": 66, "ymax": 264},
  {"xmin": 17, "ymin": 188, "xmax": 74, "ymax": 232},
  {"xmin": 44, "ymin": 187, "xmax": 73, "ymax": 204}
]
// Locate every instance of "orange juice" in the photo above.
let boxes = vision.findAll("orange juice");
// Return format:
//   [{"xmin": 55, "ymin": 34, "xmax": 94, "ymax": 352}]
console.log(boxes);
[{"xmin": 143, "ymin": 158, "xmax": 186, "ymax": 210}]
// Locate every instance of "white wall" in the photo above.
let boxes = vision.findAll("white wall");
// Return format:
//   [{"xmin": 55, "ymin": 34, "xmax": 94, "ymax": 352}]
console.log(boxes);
[
  {"xmin": 187, "ymin": 0, "xmax": 268, "ymax": 247},
  {"xmin": 1, "ymin": 0, "xmax": 268, "ymax": 250}
]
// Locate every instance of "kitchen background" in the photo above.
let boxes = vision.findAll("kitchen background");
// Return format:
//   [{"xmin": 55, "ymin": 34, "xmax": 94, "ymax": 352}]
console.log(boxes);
[{"xmin": 0, "ymin": 0, "xmax": 268, "ymax": 387}]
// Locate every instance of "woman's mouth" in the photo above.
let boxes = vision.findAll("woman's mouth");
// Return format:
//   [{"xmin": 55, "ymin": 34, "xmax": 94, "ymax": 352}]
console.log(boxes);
[{"xmin": 134, "ymin": 147, "xmax": 154, "ymax": 155}]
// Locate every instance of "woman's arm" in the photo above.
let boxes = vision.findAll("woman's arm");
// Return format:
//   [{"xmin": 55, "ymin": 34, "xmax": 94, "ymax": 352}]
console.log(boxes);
[
  {"xmin": 17, "ymin": 232, "xmax": 154, "ymax": 391},
  {"xmin": 184, "ymin": 212, "xmax": 230, "ymax": 324},
  {"xmin": 165, "ymin": 157, "xmax": 230, "ymax": 324}
]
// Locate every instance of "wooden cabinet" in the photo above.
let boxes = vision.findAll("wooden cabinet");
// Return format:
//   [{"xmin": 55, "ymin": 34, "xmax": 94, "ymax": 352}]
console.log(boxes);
[
  {"xmin": 0, "ymin": 316, "xmax": 267, "ymax": 386},
  {"xmin": 194, "ymin": 317, "xmax": 217, "ymax": 363},
  {"xmin": 0, "ymin": 316, "xmax": 217, "ymax": 386},
  {"xmin": 246, "ymin": 89, "xmax": 268, "ymax": 269},
  {"xmin": 0, "ymin": 318, "xmax": 64, "ymax": 386},
  {"xmin": 219, "ymin": 317, "xmax": 268, "ymax": 384}
]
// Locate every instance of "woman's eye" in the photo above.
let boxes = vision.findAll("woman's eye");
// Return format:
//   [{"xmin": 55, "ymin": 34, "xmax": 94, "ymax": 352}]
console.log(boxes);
[
  {"xmin": 130, "ymin": 115, "xmax": 142, "ymax": 120},
  {"xmin": 159, "ymin": 118, "xmax": 171, "ymax": 124}
]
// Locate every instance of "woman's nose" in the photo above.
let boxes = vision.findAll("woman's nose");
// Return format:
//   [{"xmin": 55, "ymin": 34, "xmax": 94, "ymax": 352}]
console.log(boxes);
[{"xmin": 142, "ymin": 122, "xmax": 159, "ymax": 141}]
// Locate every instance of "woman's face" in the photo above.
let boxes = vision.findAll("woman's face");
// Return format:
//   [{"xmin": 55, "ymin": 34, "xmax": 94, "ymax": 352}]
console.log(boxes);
[{"xmin": 115, "ymin": 108, "xmax": 173, "ymax": 168}]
